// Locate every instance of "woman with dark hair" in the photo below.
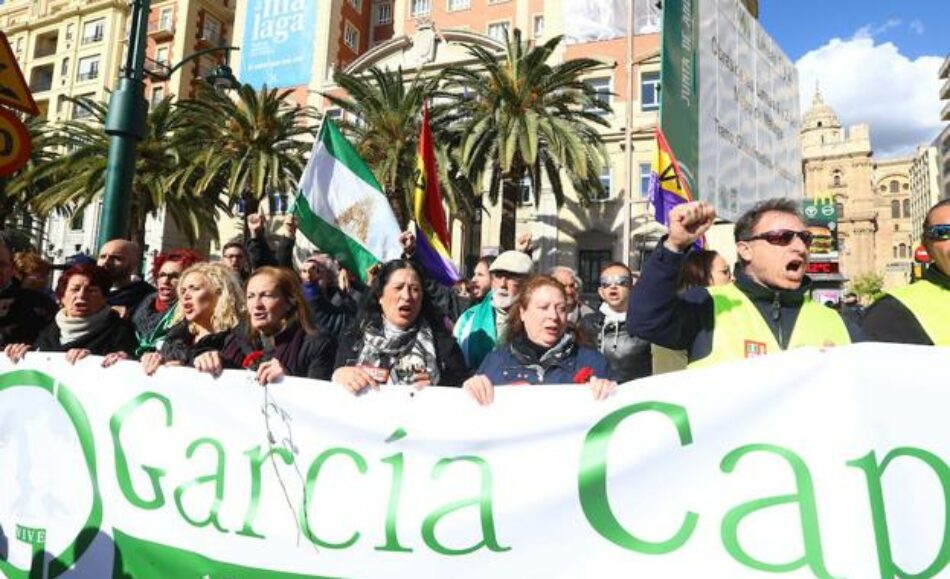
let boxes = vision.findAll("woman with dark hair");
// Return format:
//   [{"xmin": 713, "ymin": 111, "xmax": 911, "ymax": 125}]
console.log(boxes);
[
  {"xmin": 218, "ymin": 266, "xmax": 337, "ymax": 383},
  {"xmin": 3, "ymin": 264, "xmax": 137, "ymax": 365},
  {"xmin": 140, "ymin": 262, "xmax": 245, "ymax": 375},
  {"xmin": 332, "ymin": 259, "xmax": 470, "ymax": 392},
  {"xmin": 464, "ymin": 275, "xmax": 616, "ymax": 406},
  {"xmin": 678, "ymin": 249, "xmax": 732, "ymax": 292},
  {"xmin": 132, "ymin": 248, "xmax": 204, "ymax": 355}
]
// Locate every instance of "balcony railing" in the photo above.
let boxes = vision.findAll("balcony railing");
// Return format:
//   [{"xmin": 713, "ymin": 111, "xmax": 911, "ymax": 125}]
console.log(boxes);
[
  {"xmin": 148, "ymin": 20, "xmax": 175, "ymax": 37},
  {"xmin": 198, "ymin": 30, "xmax": 223, "ymax": 45},
  {"xmin": 81, "ymin": 31, "xmax": 103, "ymax": 45},
  {"xmin": 77, "ymin": 71, "xmax": 99, "ymax": 82},
  {"xmin": 940, "ymin": 54, "xmax": 950, "ymax": 80},
  {"xmin": 33, "ymin": 44, "xmax": 58, "ymax": 58},
  {"xmin": 941, "ymin": 76, "xmax": 950, "ymax": 101},
  {"xmin": 943, "ymin": 100, "xmax": 950, "ymax": 122}
]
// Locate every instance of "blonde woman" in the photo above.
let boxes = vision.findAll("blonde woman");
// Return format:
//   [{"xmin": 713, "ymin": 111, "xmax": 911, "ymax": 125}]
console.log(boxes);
[{"xmin": 141, "ymin": 262, "xmax": 245, "ymax": 376}]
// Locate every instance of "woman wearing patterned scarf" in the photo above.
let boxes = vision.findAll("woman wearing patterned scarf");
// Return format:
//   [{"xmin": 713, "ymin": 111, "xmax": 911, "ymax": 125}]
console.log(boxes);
[
  {"xmin": 463, "ymin": 275, "xmax": 616, "ymax": 406},
  {"xmin": 332, "ymin": 260, "xmax": 469, "ymax": 393},
  {"xmin": 132, "ymin": 248, "xmax": 204, "ymax": 356}
]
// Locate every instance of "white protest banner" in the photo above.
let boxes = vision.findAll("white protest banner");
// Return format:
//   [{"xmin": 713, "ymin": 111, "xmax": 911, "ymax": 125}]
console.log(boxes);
[{"xmin": 0, "ymin": 344, "xmax": 947, "ymax": 578}]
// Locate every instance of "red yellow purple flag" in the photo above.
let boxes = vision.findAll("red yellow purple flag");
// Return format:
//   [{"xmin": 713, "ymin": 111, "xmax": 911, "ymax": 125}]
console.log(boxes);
[
  {"xmin": 412, "ymin": 104, "xmax": 461, "ymax": 286},
  {"xmin": 648, "ymin": 127, "xmax": 704, "ymax": 248}
]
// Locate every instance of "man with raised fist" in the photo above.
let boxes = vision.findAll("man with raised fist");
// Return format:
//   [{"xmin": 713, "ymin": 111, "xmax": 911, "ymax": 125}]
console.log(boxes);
[{"xmin": 627, "ymin": 198, "xmax": 863, "ymax": 368}]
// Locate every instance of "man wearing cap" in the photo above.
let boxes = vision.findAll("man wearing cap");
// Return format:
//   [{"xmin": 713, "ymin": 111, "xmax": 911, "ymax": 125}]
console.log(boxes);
[
  {"xmin": 453, "ymin": 250, "xmax": 534, "ymax": 369},
  {"xmin": 862, "ymin": 199, "xmax": 950, "ymax": 346}
]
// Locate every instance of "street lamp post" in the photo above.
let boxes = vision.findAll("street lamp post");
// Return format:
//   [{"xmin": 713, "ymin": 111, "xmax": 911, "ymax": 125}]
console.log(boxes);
[{"xmin": 95, "ymin": 0, "xmax": 240, "ymax": 250}]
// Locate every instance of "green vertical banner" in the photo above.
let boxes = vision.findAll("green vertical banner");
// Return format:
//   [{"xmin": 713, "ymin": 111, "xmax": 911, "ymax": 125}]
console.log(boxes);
[{"xmin": 660, "ymin": 0, "xmax": 700, "ymax": 197}]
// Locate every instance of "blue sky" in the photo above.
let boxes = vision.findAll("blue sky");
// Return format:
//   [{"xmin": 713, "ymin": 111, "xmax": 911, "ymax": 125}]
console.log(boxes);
[
  {"xmin": 762, "ymin": 0, "xmax": 948, "ymax": 61},
  {"xmin": 760, "ymin": 1, "xmax": 948, "ymax": 156}
]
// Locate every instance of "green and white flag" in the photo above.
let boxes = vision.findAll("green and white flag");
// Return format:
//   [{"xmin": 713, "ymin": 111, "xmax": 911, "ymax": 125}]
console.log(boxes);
[{"xmin": 293, "ymin": 119, "xmax": 402, "ymax": 281}]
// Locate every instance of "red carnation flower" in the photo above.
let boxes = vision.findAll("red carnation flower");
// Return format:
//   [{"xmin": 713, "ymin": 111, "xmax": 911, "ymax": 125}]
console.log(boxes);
[
  {"xmin": 242, "ymin": 350, "xmax": 265, "ymax": 369},
  {"xmin": 573, "ymin": 366, "xmax": 594, "ymax": 384}
]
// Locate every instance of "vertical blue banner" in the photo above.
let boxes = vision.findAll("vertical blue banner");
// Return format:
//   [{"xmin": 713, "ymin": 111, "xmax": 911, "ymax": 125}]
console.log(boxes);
[{"xmin": 240, "ymin": 0, "xmax": 318, "ymax": 88}]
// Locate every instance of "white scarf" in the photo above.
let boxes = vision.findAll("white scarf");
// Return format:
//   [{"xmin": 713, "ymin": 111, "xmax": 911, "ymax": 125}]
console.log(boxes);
[
  {"xmin": 599, "ymin": 302, "xmax": 626, "ymax": 324},
  {"xmin": 56, "ymin": 306, "xmax": 113, "ymax": 345}
]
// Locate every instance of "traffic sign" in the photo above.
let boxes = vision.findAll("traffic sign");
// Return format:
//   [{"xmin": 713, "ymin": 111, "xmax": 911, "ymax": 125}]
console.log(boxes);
[
  {"xmin": 914, "ymin": 245, "xmax": 931, "ymax": 263},
  {"xmin": 0, "ymin": 107, "xmax": 31, "ymax": 177},
  {"xmin": 0, "ymin": 31, "xmax": 39, "ymax": 116}
]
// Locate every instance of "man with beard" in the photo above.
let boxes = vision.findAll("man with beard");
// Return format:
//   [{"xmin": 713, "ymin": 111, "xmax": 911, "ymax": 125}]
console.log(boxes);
[
  {"xmin": 550, "ymin": 266, "xmax": 595, "ymax": 324},
  {"xmin": 454, "ymin": 250, "xmax": 533, "ymax": 369},
  {"xmin": 0, "ymin": 235, "xmax": 56, "ymax": 347},
  {"xmin": 862, "ymin": 199, "xmax": 950, "ymax": 345},
  {"xmin": 97, "ymin": 239, "xmax": 155, "ymax": 319},
  {"xmin": 580, "ymin": 263, "xmax": 651, "ymax": 381},
  {"xmin": 627, "ymin": 198, "xmax": 863, "ymax": 368}
]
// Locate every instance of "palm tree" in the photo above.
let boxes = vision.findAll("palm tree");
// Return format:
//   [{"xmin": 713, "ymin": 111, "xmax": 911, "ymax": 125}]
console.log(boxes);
[
  {"xmin": 322, "ymin": 66, "xmax": 471, "ymax": 227},
  {"xmin": 172, "ymin": 84, "xmax": 318, "ymax": 219},
  {"xmin": 9, "ymin": 96, "xmax": 225, "ymax": 251},
  {"xmin": 444, "ymin": 29, "xmax": 613, "ymax": 249}
]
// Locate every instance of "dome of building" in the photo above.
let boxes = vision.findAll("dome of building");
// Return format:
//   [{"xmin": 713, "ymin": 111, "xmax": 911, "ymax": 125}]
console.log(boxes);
[{"xmin": 802, "ymin": 86, "xmax": 840, "ymax": 131}]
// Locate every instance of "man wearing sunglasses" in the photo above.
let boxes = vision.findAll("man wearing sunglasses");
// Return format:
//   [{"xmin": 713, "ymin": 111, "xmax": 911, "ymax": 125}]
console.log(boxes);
[
  {"xmin": 579, "ymin": 263, "xmax": 652, "ymax": 381},
  {"xmin": 862, "ymin": 199, "xmax": 950, "ymax": 346},
  {"xmin": 627, "ymin": 198, "xmax": 863, "ymax": 368}
]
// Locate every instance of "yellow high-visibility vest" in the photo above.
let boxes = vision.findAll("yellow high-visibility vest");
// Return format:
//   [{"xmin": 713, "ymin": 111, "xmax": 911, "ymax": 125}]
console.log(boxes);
[
  {"xmin": 690, "ymin": 283, "xmax": 851, "ymax": 369},
  {"xmin": 887, "ymin": 280, "xmax": 950, "ymax": 346}
]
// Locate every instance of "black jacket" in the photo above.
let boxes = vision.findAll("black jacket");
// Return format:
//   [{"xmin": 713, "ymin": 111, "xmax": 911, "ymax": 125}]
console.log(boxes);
[
  {"xmin": 160, "ymin": 321, "xmax": 234, "ymax": 365},
  {"xmin": 861, "ymin": 266, "xmax": 950, "ymax": 345},
  {"xmin": 34, "ymin": 310, "xmax": 138, "ymax": 357},
  {"xmin": 0, "ymin": 279, "xmax": 57, "ymax": 347},
  {"xmin": 335, "ymin": 317, "xmax": 471, "ymax": 387},
  {"xmin": 220, "ymin": 322, "xmax": 337, "ymax": 380},
  {"xmin": 579, "ymin": 310, "xmax": 652, "ymax": 382},
  {"xmin": 308, "ymin": 287, "xmax": 361, "ymax": 337},
  {"xmin": 107, "ymin": 280, "xmax": 156, "ymax": 315},
  {"xmin": 627, "ymin": 240, "xmax": 865, "ymax": 363},
  {"xmin": 247, "ymin": 234, "xmax": 295, "ymax": 270}
]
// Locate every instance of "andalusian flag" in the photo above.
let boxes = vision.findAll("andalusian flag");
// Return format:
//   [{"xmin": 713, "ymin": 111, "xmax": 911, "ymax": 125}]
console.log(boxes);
[
  {"xmin": 648, "ymin": 127, "xmax": 704, "ymax": 248},
  {"xmin": 412, "ymin": 104, "xmax": 461, "ymax": 286},
  {"xmin": 292, "ymin": 120, "xmax": 403, "ymax": 282}
]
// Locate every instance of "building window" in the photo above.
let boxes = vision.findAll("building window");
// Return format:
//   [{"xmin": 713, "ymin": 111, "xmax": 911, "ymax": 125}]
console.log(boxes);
[
  {"xmin": 343, "ymin": 21, "xmax": 359, "ymax": 50},
  {"xmin": 893, "ymin": 246, "xmax": 898, "ymax": 259},
  {"xmin": 150, "ymin": 86, "xmax": 164, "ymax": 109},
  {"xmin": 902, "ymin": 198, "xmax": 910, "ymax": 218},
  {"xmin": 585, "ymin": 76, "xmax": 611, "ymax": 115},
  {"xmin": 890, "ymin": 200, "xmax": 899, "ymax": 218},
  {"xmin": 373, "ymin": 2, "xmax": 392, "ymax": 24},
  {"xmin": 533, "ymin": 15, "xmax": 544, "ymax": 38},
  {"xmin": 579, "ymin": 250, "xmax": 613, "ymax": 294},
  {"xmin": 60, "ymin": 57, "xmax": 69, "ymax": 77},
  {"xmin": 82, "ymin": 19, "xmax": 105, "ymax": 44},
  {"xmin": 487, "ymin": 21, "xmax": 510, "ymax": 42},
  {"xmin": 517, "ymin": 177, "xmax": 533, "ymax": 206},
  {"xmin": 76, "ymin": 56, "xmax": 99, "ymax": 81},
  {"xmin": 898, "ymin": 244, "xmax": 907, "ymax": 259},
  {"xmin": 348, "ymin": 0, "xmax": 363, "ymax": 12},
  {"xmin": 832, "ymin": 169, "xmax": 842, "ymax": 187},
  {"xmin": 640, "ymin": 70, "xmax": 660, "ymax": 111},
  {"xmin": 639, "ymin": 163, "xmax": 652, "ymax": 197},
  {"xmin": 155, "ymin": 46, "xmax": 169, "ymax": 65},
  {"xmin": 448, "ymin": 0, "xmax": 470, "ymax": 10},
  {"xmin": 202, "ymin": 16, "xmax": 222, "ymax": 44},
  {"xmin": 69, "ymin": 210, "xmax": 84, "ymax": 231},
  {"xmin": 889, "ymin": 180, "xmax": 898, "ymax": 193},
  {"xmin": 326, "ymin": 108, "xmax": 342, "ymax": 121},
  {"xmin": 65, "ymin": 24, "xmax": 74, "ymax": 41},
  {"xmin": 594, "ymin": 167, "xmax": 611, "ymax": 201},
  {"xmin": 159, "ymin": 7, "xmax": 173, "ymax": 29},
  {"xmin": 410, "ymin": 0, "xmax": 431, "ymax": 17},
  {"xmin": 836, "ymin": 202, "xmax": 844, "ymax": 219},
  {"xmin": 894, "ymin": 223, "xmax": 899, "ymax": 232}
]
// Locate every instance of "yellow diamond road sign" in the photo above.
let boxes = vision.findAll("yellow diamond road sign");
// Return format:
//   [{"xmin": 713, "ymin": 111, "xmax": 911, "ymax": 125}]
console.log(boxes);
[{"xmin": 0, "ymin": 31, "xmax": 39, "ymax": 116}]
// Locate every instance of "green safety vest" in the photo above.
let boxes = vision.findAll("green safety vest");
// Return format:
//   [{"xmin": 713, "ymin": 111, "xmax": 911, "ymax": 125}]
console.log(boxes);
[
  {"xmin": 690, "ymin": 283, "xmax": 851, "ymax": 369},
  {"xmin": 887, "ymin": 280, "xmax": 950, "ymax": 346}
]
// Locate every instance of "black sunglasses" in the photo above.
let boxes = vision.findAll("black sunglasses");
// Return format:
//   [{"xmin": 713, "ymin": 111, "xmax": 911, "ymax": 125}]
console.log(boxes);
[
  {"xmin": 924, "ymin": 224, "xmax": 950, "ymax": 241},
  {"xmin": 742, "ymin": 229, "xmax": 814, "ymax": 247}
]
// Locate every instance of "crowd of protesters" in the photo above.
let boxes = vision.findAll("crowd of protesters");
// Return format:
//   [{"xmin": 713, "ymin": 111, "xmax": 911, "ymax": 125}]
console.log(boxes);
[{"xmin": 1, "ymin": 197, "xmax": 947, "ymax": 405}]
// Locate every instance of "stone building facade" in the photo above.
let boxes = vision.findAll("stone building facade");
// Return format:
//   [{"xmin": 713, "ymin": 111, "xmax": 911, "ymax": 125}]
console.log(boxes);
[{"xmin": 801, "ymin": 88, "xmax": 913, "ymax": 290}]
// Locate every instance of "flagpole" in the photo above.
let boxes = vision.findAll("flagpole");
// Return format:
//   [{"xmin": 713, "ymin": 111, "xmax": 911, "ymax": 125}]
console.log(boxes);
[{"xmin": 623, "ymin": 0, "xmax": 635, "ymax": 267}]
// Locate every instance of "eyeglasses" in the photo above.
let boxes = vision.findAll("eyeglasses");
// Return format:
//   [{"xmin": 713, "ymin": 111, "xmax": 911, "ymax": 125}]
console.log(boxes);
[
  {"xmin": 924, "ymin": 224, "xmax": 950, "ymax": 241},
  {"xmin": 599, "ymin": 275, "xmax": 631, "ymax": 288},
  {"xmin": 741, "ymin": 229, "xmax": 814, "ymax": 247}
]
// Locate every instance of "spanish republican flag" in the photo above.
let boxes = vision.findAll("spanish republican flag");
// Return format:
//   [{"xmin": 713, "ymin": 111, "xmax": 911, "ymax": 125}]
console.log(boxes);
[
  {"xmin": 649, "ymin": 127, "xmax": 694, "ymax": 222},
  {"xmin": 648, "ymin": 127, "xmax": 703, "ymax": 247},
  {"xmin": 412, "ymin": 104, "xmax": 461, "ymax": 286}
]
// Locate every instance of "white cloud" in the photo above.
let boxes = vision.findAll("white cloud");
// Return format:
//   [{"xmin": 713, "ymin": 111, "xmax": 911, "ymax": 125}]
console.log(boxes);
[
  {"xmin": 796, "ymin": 36, "xmax": 943, "ymax": 157},
  {"xmin": 853, "ymin": 18, "xmax": 902, "ymax": 40},
  {"xmin": 909, "ymin": 19, "xmax": 925, "ymax": 36}
]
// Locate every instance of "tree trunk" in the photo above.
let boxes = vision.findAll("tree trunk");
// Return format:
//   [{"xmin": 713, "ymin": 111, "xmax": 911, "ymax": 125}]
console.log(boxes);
[
  {"xmin": 498, "ymin": 178, "xmax": 518, "ymax": 252},
  {"xmin": 387, "ymin": 188, "xmax": 409, "ymax": 230}
]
